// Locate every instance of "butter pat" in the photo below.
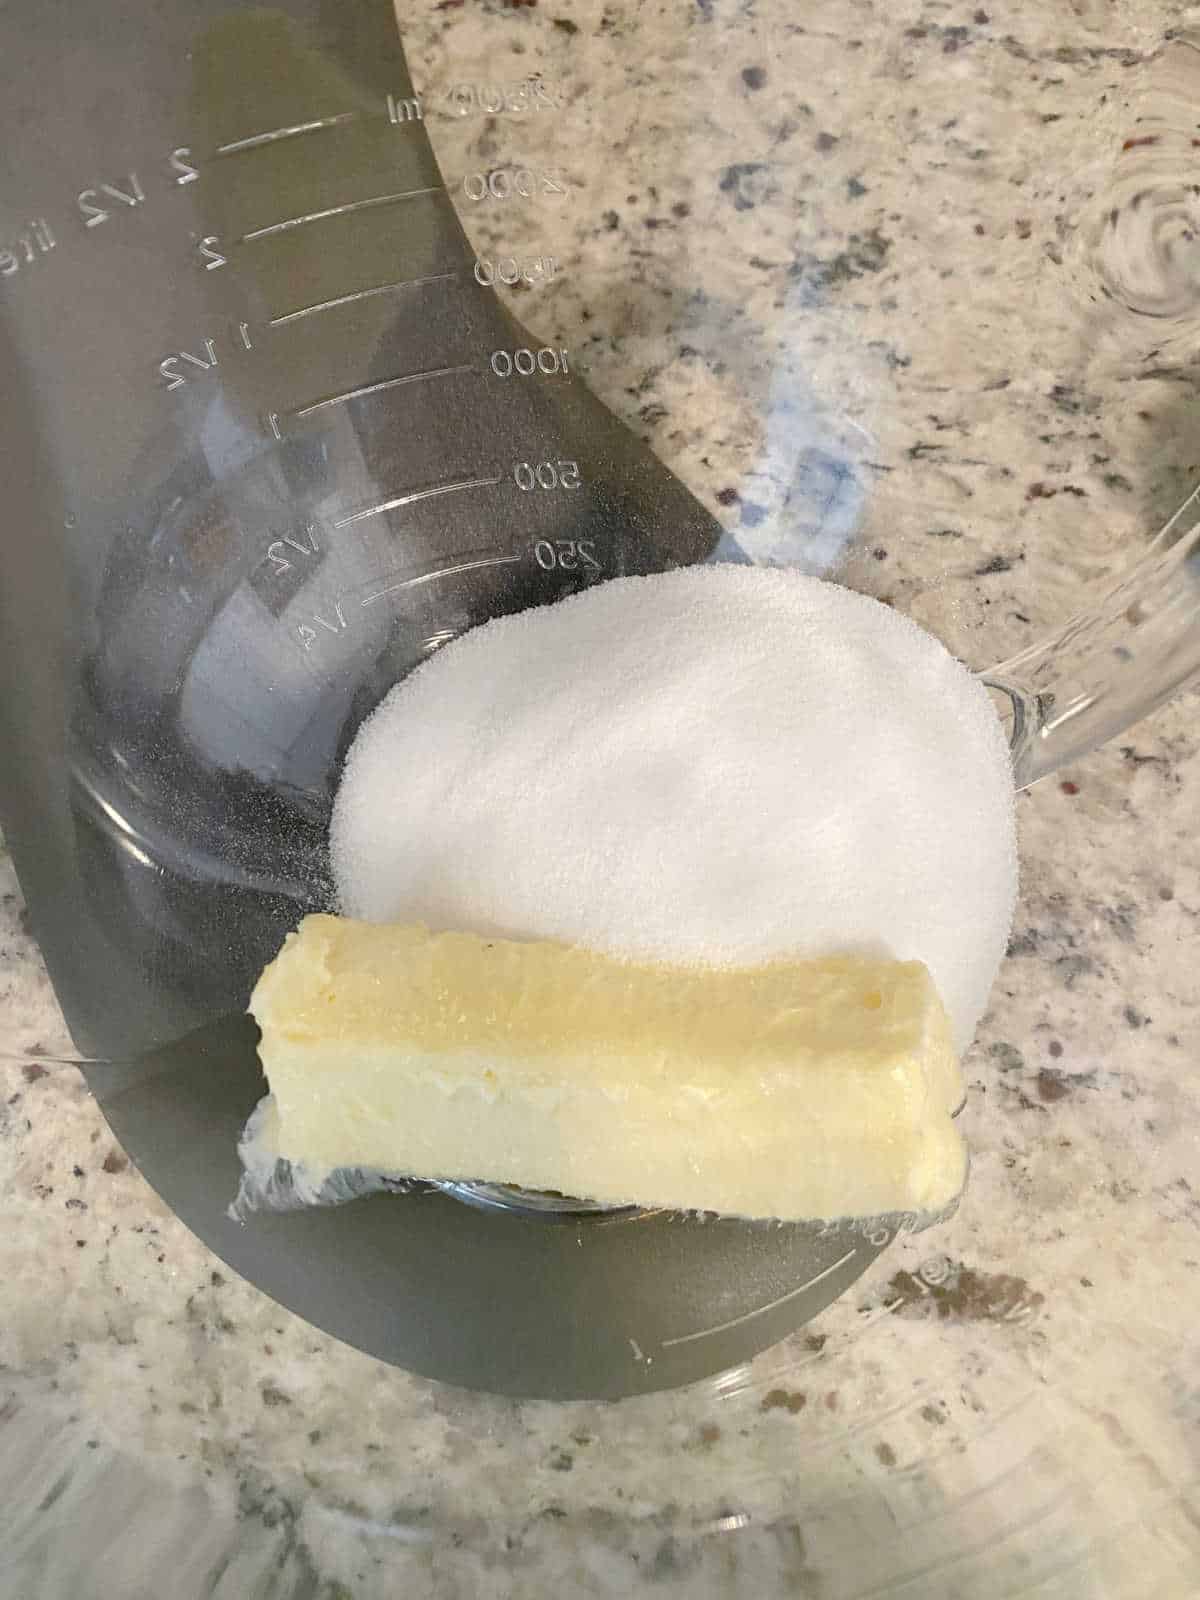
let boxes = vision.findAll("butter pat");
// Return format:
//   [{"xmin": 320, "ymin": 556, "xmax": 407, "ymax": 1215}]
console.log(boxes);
[{"xmin": 248, "ymin": 915, "xmax": 967, "ymax": 1220}]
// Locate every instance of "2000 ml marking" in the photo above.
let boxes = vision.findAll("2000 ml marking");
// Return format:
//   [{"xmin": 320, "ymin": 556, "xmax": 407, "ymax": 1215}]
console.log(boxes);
[
  {"xmin": 443, "ymin": 78, "xmax": 560, "ymax": 117},
  {"xmin": 0, "ymin": 81, "xmax": 452, "ymax": 287}
]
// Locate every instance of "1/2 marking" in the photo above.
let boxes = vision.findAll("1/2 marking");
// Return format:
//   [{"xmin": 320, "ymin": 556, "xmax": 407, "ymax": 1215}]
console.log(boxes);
[
  {"xmin": 77, "ymin": 174, "xmax": 145, "ymax": 228},
  {"xmin": 267, "ymin": 524, "xmax": 319, "ymax": 575},
  {"xmin": 170, "ymin": 148, "xmax": 199, "ymax": 186},
  {"xmin": 198, "ymin": 235, "xmax": 227, "ymax": 271}
]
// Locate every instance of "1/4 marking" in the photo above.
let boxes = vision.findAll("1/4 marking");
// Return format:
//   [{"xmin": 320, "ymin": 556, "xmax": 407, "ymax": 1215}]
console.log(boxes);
[{"xmin": 297, "ymin": 602, "xmax": 348, "ymax": 650}]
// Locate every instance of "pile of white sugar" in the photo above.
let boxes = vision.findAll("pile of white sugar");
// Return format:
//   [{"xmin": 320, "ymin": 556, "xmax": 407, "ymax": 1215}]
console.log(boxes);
[{"xmin": 331, "ymin": 567, "xmax": 1017, "ymax": 1051}]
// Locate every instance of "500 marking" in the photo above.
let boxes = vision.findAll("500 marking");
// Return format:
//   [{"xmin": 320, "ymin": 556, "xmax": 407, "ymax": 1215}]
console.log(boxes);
[{"xmin": 513, "ymin": 460, "xmax": 581, "ymax": 491}]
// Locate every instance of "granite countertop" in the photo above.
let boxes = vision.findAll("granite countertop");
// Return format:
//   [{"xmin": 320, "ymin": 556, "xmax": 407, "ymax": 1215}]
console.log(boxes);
[
  {"xmin": 4, "ymin": 717, "xmax": 1198, "ymax": 1594},
  {"xmin": 2, "ymin": 2, "xmax": 1199, "ymax": 1596}
]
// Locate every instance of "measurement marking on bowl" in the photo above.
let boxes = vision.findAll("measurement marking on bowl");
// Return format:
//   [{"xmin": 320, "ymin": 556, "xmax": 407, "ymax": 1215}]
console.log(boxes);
[
  {"xmin": 269, "ymin": 272, "xmax": 459, "ymax": 327},
  {"xmin": 335, "ymin": 474, "xmax": 504, "ymax": 530},
  {"xmin": 360, "ymin": 553, "xmax": 523, "ymax": 608},
  {"xmin": 291, "ymin": 364, "xmax": 474, "ymax": 421},
  {"xmin": 660, "ymin": 1248, "xmax": 858, "ymax": 1349},
  {"xmin": 240, "ymin": 185, "xmax": 444, "ymax": 242},
  {"xmin": 848, "ymin": 1481, "xmax": 1077, "ymax": 1600},
  {"xmin": 216, "ymin": 111, "xmax": 360, "ymax": 157}
]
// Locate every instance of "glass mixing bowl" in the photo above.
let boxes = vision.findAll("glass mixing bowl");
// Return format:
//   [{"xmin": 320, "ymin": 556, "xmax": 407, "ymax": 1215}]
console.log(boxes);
[{"xmin": 1, "ymin": 1, "xmax": 1197, "ymax": 1595}]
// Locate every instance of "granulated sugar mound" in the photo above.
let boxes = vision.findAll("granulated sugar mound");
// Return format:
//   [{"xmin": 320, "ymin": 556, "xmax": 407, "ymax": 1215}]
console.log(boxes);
[{"xmin": 331, "ymin": 566, "xmax": 1017, "ymax": 1051}]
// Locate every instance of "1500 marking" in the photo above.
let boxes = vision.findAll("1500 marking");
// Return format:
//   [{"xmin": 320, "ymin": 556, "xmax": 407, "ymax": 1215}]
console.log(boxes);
[{"xmin": 462, "ymin": 167, "xmax": 567, "ymax": 202}]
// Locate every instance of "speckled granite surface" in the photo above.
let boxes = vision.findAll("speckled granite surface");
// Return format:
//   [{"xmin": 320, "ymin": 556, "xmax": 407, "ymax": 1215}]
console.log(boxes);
[{"xmin": 3, "ymin": 1, "xmax": 1200, "ymax": 1596}]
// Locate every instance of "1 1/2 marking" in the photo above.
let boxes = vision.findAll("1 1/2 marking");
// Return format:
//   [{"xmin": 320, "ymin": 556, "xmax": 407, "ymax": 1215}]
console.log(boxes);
[{"xmin": 158, "ymin": 321, "xmax": 252, "ymax": 389}]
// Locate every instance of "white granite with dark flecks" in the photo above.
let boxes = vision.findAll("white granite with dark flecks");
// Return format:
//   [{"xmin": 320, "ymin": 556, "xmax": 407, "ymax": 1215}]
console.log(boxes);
[{"xmin": 1, "ymin": 1, "xmax": 1198, "ymax": 1596}]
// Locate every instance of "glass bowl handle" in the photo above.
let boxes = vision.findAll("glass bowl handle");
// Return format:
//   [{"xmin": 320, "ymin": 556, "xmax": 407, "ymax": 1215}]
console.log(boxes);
[{"xmin": 987, "ymin": 486, "xmax": 1200, "ymax": 789}]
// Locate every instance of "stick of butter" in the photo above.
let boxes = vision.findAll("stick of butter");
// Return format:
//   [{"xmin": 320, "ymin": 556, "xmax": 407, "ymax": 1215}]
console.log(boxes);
[{"xmin": 247, "ymin": 916, "xmax": 967, "ymax": 1220}]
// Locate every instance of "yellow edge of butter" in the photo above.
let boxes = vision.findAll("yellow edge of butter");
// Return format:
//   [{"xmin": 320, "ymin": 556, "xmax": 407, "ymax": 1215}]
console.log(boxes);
[{"xmin": 248, "ymin": 915, "xmax": 967, "ymax": 1221}]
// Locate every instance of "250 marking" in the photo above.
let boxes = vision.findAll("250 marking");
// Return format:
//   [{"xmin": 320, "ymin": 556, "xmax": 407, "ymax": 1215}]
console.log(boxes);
[{"xmin": 532, "ymin": 539, "xmax": 600, "ymax": 571}]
